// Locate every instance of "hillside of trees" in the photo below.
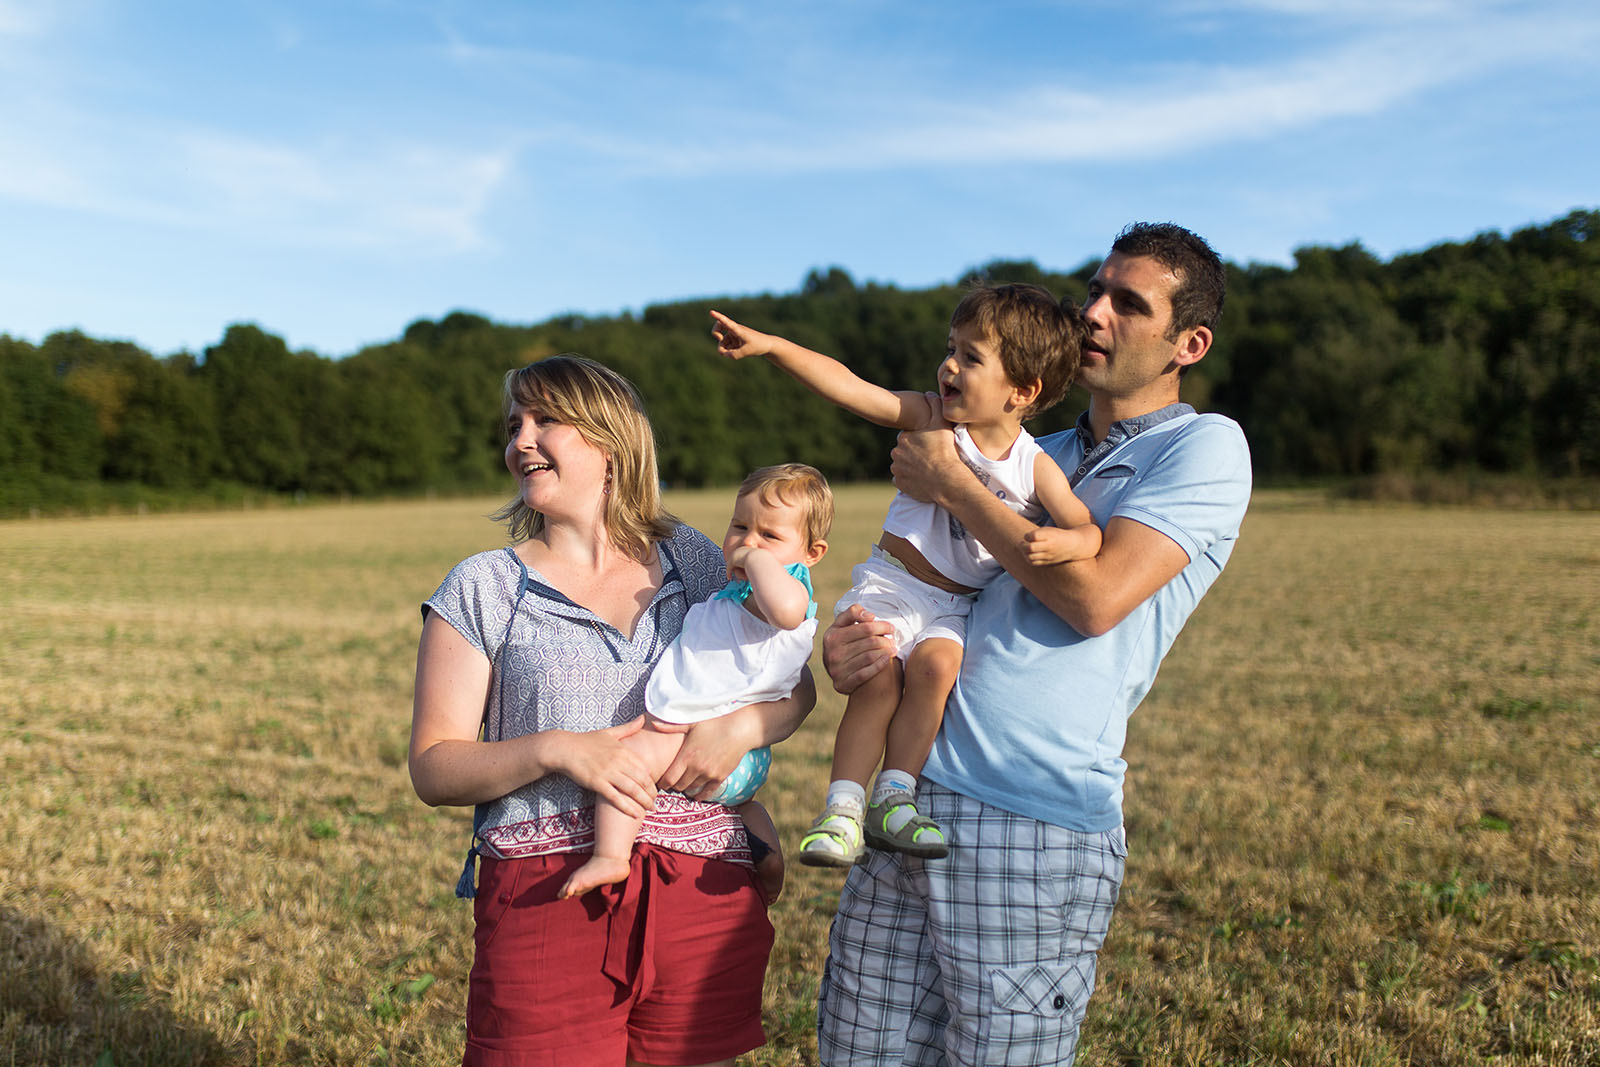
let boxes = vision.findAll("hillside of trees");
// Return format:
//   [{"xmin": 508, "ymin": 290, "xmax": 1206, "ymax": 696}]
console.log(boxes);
[{"xmin": 2, "ymin": 210, "xmax": 1596, "ymax": 513}]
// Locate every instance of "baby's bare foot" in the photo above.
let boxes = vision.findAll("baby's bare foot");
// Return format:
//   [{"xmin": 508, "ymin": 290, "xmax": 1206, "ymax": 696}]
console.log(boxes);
[{"xmin": 559, "ymin": 856, "xmax": 631, "ymax": 899}]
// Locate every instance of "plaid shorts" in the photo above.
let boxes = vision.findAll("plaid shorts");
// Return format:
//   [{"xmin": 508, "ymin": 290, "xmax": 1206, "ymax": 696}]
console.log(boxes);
[{"xmin": 818, "ymin": 781, "xmax": 1126, "ymax": 1067}]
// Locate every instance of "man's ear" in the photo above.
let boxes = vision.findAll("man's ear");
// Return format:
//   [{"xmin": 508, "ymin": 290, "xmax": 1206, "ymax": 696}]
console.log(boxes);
[
  {"xmin": 805, "ymin": 539, "xmax": 828, "ymax": 567},
  {"xmin": 1174, "ymin": 325, "xmax": 1212, "ymax": 371}
]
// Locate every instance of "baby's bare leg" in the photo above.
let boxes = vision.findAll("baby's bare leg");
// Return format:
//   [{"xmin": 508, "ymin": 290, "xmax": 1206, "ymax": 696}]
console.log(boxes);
[
  {"xmin": 883, "ymin": 638, "xmax": 962, "ymax": 775},
  {"xmin": 559, "ymin": 724, "xmax": 684, "ymax": 899},
  {"xmin": 737, "ymin": 799, "xmax": 784, "ymax": 905}
]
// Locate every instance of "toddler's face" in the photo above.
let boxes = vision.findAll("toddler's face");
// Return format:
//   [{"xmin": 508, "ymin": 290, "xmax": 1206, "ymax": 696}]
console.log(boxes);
[
  {"xmin": 938, "ymin": 322, "xmax": 1021, "ymax": 425},
  {"xmin": 722, "ymin": 491, "xmax": 818, "ymax": 574}
]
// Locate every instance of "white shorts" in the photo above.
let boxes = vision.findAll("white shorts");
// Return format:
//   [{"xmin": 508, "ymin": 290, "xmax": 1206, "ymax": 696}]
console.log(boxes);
[{"xmin": 833, "ymin": 547, "xmax": 976, "ymax": 662}]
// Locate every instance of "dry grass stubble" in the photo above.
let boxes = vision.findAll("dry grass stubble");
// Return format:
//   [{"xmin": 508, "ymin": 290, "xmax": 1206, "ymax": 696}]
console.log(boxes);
[{"xmin": 1, "ymin": 490, "xmax": 1596, "ymax": 1065}]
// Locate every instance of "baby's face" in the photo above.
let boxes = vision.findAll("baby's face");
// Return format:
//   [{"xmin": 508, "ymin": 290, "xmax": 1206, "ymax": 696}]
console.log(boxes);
[{"xmin": 722, "ymin": 491, "xmax": 816, "ymax": 572}]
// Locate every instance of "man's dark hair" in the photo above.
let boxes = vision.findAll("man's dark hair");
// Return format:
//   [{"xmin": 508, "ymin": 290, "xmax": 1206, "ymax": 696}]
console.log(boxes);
[{"xmin": 1110, "ymin": 222, "xmax": 1226, "ymax": 339}]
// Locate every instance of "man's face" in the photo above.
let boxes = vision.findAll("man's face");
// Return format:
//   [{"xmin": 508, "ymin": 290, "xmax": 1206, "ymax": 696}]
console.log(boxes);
[{"xmin": 1078, "ymin": 252, "xmax": 1187, "ymax": 399}]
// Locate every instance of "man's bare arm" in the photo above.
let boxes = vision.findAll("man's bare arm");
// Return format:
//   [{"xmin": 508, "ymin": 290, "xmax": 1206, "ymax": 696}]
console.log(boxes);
[{"xmin": 891, "ymin": 428, "xmax": 1189, "ymax": 636}]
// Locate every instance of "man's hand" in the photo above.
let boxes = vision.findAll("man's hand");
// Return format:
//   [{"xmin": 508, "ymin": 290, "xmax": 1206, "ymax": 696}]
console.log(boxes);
[
  {"xmin": 822, "ymin": 604, "xmax": 897, "ymax": 694},
  {"xmin": 710, "ymin": 310, "xmax": 776, "ymax": 361},
  {"xmin": 889, "ymin": 425, "xmax": 962, "ymax": 505}
]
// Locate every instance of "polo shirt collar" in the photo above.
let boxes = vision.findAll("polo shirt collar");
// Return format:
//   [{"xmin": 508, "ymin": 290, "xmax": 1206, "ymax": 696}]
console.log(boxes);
[{"xmin": 1068, "ymin": 402, "xmax": 1195, "ymax": 487}]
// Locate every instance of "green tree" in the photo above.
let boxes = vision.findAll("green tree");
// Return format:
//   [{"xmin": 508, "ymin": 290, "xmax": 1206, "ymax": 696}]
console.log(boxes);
[
  {"xmin": 104, "ymin": 352, "xmax": 220, "ymax": 488},
  {"xmin": 2, "ymin": 338, "xmax": 103, "ymax": 480},
  {"xmin": 200, "ymin": 324, "xmax": 315, "ymax": 490}
]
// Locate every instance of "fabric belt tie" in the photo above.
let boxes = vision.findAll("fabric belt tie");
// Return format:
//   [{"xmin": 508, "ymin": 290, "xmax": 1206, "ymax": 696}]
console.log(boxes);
[{"xmin": 599, "ymin": 846, "xmax": 685, "ymax": 990}]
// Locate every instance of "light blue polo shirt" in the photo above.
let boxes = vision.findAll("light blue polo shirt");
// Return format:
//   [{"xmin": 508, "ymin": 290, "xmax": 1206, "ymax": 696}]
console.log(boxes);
[{"xmin": 922, "ymin": 404, "xmax": 1252, "ymax": 832}]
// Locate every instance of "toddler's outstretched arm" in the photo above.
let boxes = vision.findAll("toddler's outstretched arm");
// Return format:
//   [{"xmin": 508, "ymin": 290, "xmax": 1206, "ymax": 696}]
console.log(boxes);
[{"xmin": 711, "ymin": 310, "xmax": 940, "ymax": 430}]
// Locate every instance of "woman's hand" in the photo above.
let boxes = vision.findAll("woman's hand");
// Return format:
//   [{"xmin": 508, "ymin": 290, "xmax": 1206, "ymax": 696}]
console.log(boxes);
[
  {"xmin": 656, "ymin": 713, "xmax": 760, "ymax": 798},
  {"xmin": 822, "ymin": 604, "xmax": 898, "ymax": 694},
  {"xmin": 548, "ymin": 717, "xmax": 659, "ymax": 819}
]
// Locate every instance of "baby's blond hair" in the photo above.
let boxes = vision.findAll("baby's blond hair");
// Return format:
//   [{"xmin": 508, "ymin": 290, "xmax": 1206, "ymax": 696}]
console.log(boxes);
[{"xmin": 737, "ymin": 463, "xmax": 833, "ymax": 547}]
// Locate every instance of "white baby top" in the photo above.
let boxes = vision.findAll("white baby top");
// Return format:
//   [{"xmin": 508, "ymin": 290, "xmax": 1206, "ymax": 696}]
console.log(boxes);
[
  {"xmin": 881, "ymin": 424, "xmax": 1045, "ymax": 589},
  {"xmin": 646, "ymin": 562, "xmax": 818, "ymax": 725}
]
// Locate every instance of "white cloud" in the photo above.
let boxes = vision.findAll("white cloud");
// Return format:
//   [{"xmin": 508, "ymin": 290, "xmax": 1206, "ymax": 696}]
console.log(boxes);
[
  {"xmin": 167, "ymin": 130, "xmax": 516, "ymax": 250},
  {"xmin": 0, "ymin": 98, "xmax": 516, "ymax": 251},
  {"xmin": 0, "ymin": 0, "xmax": 46, "ymax": 36},
  {"xmin": 573, "ymin": 3, "xmax": 1598, "ymax": 178},
  {"xmin": 1178, "ymin": 0, "xmax": 1462, "ymax": 17}
]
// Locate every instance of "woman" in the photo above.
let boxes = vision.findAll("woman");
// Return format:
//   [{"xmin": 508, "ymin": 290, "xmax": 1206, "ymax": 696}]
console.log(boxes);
[{"xmin": 410, "ymin": 355, "xmax": 812, "ymax": 1067}]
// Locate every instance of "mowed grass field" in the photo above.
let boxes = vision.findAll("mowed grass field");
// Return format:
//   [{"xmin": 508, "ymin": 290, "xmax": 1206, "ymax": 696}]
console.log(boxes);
[{"xmin": 2, "ymin": 487, "xmax": 1597, "ymax": 1066}]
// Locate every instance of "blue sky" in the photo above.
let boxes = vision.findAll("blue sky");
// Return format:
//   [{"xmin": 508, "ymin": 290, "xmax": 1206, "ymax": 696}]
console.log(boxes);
[{"xmin": 2, "ymin": 0, "xmax": 1596, "ymax": 358}]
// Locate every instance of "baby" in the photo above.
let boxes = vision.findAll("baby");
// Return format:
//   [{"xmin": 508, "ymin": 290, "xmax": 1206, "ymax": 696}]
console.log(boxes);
[
  {"xmin": 712, "ymin": 284, "xmax": 1100, "ymax": 866},
  {"xmin": 559, "ymin": 463, "xmax": 832, "ymax": 900}
]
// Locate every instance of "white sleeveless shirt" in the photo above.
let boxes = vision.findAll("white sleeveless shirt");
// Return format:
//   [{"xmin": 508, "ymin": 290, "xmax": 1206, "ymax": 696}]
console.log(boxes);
[
  {"xmin": 646, "ymin": 563, "xmax": 818, "ymax": 725},
  {"xmin": 882, "ymin": 425, "xmax": 1045, "ymax": 589}
]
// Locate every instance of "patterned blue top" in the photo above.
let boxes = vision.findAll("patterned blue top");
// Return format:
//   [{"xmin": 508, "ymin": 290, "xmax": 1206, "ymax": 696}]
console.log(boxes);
[{"xmin": 424, "ymin": 523, "xmax": 754, "ymax": 890}]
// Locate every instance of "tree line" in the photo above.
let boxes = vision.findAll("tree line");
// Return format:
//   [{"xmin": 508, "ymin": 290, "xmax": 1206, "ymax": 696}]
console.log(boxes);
[{"xmin": 2, "ymin": 209, "xmax": 1595, "ymax": 512}]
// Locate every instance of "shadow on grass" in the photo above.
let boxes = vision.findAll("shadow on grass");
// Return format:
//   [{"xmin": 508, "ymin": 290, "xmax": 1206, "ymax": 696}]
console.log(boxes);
[{"xmin": 0, "ymin": 907, "xmax": 228, "ymax": 1066}]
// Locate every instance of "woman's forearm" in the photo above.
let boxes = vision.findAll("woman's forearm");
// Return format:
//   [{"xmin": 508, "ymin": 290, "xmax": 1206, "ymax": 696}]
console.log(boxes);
[
  {"xmin": 409, "ymin": 732, "xmax": 560, "ymax": 808},
  {"xmin": 413, "ymin": 722, "xmax": 659, "ymax": 819}
]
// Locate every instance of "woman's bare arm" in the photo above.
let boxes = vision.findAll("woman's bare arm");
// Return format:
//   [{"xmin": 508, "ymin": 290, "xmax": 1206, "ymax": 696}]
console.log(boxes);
[{"xmin": 408, "ymin": 614, "xmax": 659, "ymax": 817}]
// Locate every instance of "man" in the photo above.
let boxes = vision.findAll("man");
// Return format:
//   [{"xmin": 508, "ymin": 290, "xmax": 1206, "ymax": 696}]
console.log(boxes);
[{"xmin": 817, "ymin": 222, "xmax": 1252, "ymax": 1066}]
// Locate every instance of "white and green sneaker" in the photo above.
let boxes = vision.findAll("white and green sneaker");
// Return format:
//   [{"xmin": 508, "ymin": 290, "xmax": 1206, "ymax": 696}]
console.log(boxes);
[
  {"xmin": 864, "ymin": 794, "xmax": 949, "ymax": 858},
  {"xmin": 797, "ymin": 804, "xmax": 865, "ymax": 868}
]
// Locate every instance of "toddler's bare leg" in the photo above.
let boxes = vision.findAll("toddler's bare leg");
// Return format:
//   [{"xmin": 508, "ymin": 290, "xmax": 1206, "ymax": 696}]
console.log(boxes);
[
  {"xmin": 828, "ymin": 658, "xmax": 905, "ymax": 787},
  {"xmin": 802, "ymin": 660, "xmax": 906, "ymax": 868},
  {"xmin": 559, "ymin": 724, "xmax": 683, "ymax": 899},
  {"xmin": 883, "ymin": 638, "xmax": 962, "ymax": 775}
]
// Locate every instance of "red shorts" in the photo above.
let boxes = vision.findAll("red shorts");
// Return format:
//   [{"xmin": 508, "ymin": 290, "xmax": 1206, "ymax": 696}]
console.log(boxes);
[{"xmin": 464, "ymin": 845, "xmax": 773, "ymax": 1066}]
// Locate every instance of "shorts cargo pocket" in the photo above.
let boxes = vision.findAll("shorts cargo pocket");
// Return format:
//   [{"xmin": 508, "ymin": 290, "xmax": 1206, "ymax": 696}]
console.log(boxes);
[{"xmin": 981, "ymin": 958, "xmax": 1095, "ymax": 1066}]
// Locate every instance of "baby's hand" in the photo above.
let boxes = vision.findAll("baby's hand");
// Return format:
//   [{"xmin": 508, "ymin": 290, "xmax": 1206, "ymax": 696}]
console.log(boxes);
[
  {"xmin": 710, "ymin": 310, "xmax": 775, "ymax": 360},
  {"xmin": 1022, "ymin": 526, "xmax": 1078, "ymax": 566},
  {"xmin": 725, "ymin": 544, "xmax": 757, "ymax": 581}
]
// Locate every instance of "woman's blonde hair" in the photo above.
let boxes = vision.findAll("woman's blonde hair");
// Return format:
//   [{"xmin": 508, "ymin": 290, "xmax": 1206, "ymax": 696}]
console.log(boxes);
[{"xmin": 491, "ymin": 355, "xmax": 677, "ymax": 558}]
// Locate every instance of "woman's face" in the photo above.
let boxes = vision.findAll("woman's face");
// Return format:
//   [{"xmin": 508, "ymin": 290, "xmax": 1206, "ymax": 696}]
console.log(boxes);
[{"xmin": 504, "ymin": 400, "xmax": 610, "ymax": 521}]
